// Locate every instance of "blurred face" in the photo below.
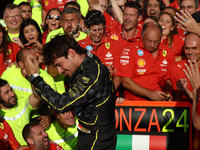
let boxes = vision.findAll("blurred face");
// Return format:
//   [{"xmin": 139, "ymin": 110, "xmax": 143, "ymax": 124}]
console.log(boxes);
[
  {"xmin": 53, "ymin": 52, "xmax": 77, "ymax": 78},
  {"xmin": 162, "ymin": 8, "xmax": 176, "ymax": 17},
  {"xmin": 89, "ymin": 24, "xmax": 104, "ymax": 45},
  {"xmin": 142, "ymin": 27, "xmax": 161, "ymax": 52},
  {"xmin": 4, "ymin": 8, "xmax": 23, "ymax": 32},
  {"xmin": 185, "ymin": 34, "xmax": 200, "ymax": 63},
  {"xmin": 158, "ymin": 14, "xmax": 174, "ymax": 37},
  {"xmin": 30, "ymin": 125, "xmax": 50, "ymax": 150},
  {"xmin": 116, "ymin": 0, "xmax": 126, "ymax": 10},
  {"xmin": 23, "ymin": 25, "xmax": 39, "ymax": 43},
  {"xmin": 0, "ymin": 84, "xmax": 17, "ymax": 109},
  {"xmin": 0, "ymin": 29, "xmax": 3, "ymax": 46},
  {"xmin": 123, "ymin": 7, "xmax": 139, "ymax": 31},
  {"xmin": 57, "ymin": 110, "xmax": 76, "ymax": 129},
  {"xmin": 147, "ymin": 0, "xmax": 161, "ymax": 18},
  {"xmin": 20, "ymin": 5, "xmax": 32, "ymax": 20},
  {"xmin": 46, "ymin": 10, "xmax": 61, "ymax": 32},
  {"xmin": 99, "ymin": 0, "xmax": 108, "ymax": 11},
  {"xmin": 180, "ymin": 0, "xmax": 197, "ymax": 15},
  {"xmin": 61, "ymin": 13, "xmax": 80, "ymax": 36}
]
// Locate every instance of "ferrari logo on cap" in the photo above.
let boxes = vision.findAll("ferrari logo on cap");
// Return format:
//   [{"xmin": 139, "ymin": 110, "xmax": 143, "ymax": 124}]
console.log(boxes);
[
  {"xmin": 163, "ymin": 50, "xmax": 167, "ymax": 57},
  {"xmin": 105, "ymin": 43, "xmax": 110, "ymax": 49}
]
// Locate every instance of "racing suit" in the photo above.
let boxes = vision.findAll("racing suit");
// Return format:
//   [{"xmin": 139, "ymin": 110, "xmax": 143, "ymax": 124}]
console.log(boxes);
[{"xmin": 31, "ymin": 51, "xmax": 117, "ymax": 150}]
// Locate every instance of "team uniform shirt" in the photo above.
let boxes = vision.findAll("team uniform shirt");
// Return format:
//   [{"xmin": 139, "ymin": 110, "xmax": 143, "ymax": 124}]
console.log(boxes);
[
  {"xmin": 116, "ymin": 40, "xmax": 175, "ymax": 101},
  {"xmin": 0, "ymin": 97, "xmax": 33, "ymax": 145},
  {"xmin": 31, "ymin": 51, "xmax": 117, "ymax": 149},
  {"xmin": 0, "ymin": 119, "xmax": 20, "ymax": 150},
  {"xmin": 103, "ymin": 11, "xmax": 142, "ymax": 48},
  {"xmin": 177, "ymin": 27, "xmax": 186, "ymax": 41},
  {"xmin": 78, "ymin": 35, "xmax": 121, "ymax": 76},
  {"xmin": 0, "ymin": 42, "xmax": 20, "ymax": 76},
  {"xmin": 24, "ymin": 143, "xmax": 64, "ymax": 150},
  {"xmin": 42, "ymin": 0, "xmax": 76, "ymax": 13},
  {"xmin": 169, "ymin": 59, "xmax": 196, "ymax": 102},
  {"xmin": 42, "ymin": 30, "xmax": 48, "ymax": 45},
  {"xmin": 46, "ymin": 118, "xmax": 78, "ymax": 150},
  {"xmin": 46, "ymin": 28, "xmax": 87, "ymax": 43},
  {"xmin": 160, "ymin": 34, "xmax": 185, "ymax": 56}
]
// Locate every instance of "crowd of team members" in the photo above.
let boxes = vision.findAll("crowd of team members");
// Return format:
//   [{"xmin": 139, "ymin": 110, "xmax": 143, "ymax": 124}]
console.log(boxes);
[{"xmin": 0, "ymin": 0, "xmax": 200, "ymax": 149}]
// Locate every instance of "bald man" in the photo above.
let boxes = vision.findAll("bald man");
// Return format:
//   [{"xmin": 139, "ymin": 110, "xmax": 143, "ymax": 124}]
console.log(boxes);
[{"xmin": 169, "ymin": 33, "xmax": 200, "ymax": 102}]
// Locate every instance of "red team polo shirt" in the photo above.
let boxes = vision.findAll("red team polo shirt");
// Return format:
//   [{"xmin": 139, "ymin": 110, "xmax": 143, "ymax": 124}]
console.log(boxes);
[
  {"xmin": 116, "ymin": 40, "xmax": 175, "ymax": 101},
  {"xmin": 42, "ymin": 0, "xmax": 76, "ymax": 13},
  {"xmin": 78, "ymin": 35, "xmax": 121, "ymax": 76},
  {"xmin": 160, "ymin": 34, "xmax": 185, "ymax": 56},
  {"xmin": 0, "ymin": 42, "xmax": 20, "ymax": 76},
  {"xmin": 0, "ymin": 119, "xmax": 20, "ymax": 150},
  {"xmin": 169, "ymin": 59, "xmax": 198, "ymax": 102},
  {"xmin": 103, "ymin": 11, "xmax": 142, "ymax": 48},
  {"xmin": 24, "ymin": 143, "xmax": 64, "ymax": 150}
]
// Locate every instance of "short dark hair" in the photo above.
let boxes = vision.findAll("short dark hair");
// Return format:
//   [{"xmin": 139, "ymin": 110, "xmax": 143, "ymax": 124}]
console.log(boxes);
[
  {"xmin": 19, "ymin": 2, "xmax": 31, "ymax": 8},
  {"xmin": 3, "ymin": 4, "xmax": 20, "ymax": 17},
  {"xmin": 180, "ymin": 0, "xmax": 199, "ymax": 9},
  {"xmin": 144, "ymin": 0, "xmax": 165, "ymax": 16},
  {"xmin": 42, "ymin": 34, "xmax": 86, "ymax": 65},
  {"xmin": 124, "ymin": 1, "xmax": 143, "ymax": 16},
  {"xmin": 85, "ymin": 10, "xmax": 106, "ymax": 29},
  {"xmin": 62, "ymin": 7, "xmax": 81, "ymax": 20},
  {"xmin": 144, "ymin": 15, "xmax": 159, "ymax": 22},
  {"xmin": 22, "ymin": 121, "xmax": 40, "ymax": 144},
  {"xmin": 142, "ymin": 22, "xmax": 162, "ymax": 36},
  {"xmin": 16, "ymin": 48, "xmax": 33, "ymax": 64},
  {"xmin": 0, "ymin": 79, "xmax": 8, "ymax": 101},
  {"xmin": 64, "ymin": 1, "xmax": 80, "ymax": 11},
  {"xmin": 19, "ymin": 19, "xmax": 42, "ymax": 45}
]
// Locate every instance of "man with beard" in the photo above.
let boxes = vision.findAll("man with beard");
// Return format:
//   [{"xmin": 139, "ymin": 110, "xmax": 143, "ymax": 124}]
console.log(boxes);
[
  {"xmin": 144, "ymin": 0, "xmax": 165, "ymax": 18},
  {"xmin": 22, "ymin": 121, "xmax": 64, "ymax": 150},
  {"xmin": 46, "ymin": 7, "xmax": 87, "ymax": 43},
  {"xmin": 19, "ymin": 2, "xmax": 32, "ymax": 21},
  {"xmin": 88, "ymin": 0, "xmax": 143, "ymax": 47},
  {"xmin": 0, "ymin": 78, "xmax": 42, "ymax": 145}
]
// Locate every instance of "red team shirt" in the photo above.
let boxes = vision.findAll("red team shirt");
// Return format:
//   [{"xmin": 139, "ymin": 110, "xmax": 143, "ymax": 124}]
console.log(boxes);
[
  {"xmin": 116, "ymin": 40, "xmax": 175, "ymax": 101},
  {"xmin": 42, "ymin": 0, "xmax": 76, "ymax": 13},
  {"xmin": 103, "ymin": 11, "xmax": 142, "ymax": 48},
  {"xmin": 160, "ymin": 34, "xmax": 185, "ymax": 56},
  {"xmin": 0, "ymin": 119, "xmax": 20, "ymax": 150},
  {"xmin": 78, "ymin": 35, "xmax": 121, "ymax": 76},
  {"xmin": 24, "ymin": 143, "xmax": 64, "ymax": 150},
  {"xmin": 0, "ymin": 42, "xmax": 20, "ymax": 76}
]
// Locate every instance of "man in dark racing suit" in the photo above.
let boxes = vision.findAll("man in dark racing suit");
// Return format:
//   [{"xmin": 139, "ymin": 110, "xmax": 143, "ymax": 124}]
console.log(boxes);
[{"xmin": 24, "ymin": 34, "xmax": 117, "ymax": 150}]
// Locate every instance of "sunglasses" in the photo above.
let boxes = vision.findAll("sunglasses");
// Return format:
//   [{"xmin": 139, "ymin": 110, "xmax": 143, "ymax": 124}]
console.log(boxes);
[{"xmin": 47, "ymin": 15, "xmax": 61, "ymax": 20}]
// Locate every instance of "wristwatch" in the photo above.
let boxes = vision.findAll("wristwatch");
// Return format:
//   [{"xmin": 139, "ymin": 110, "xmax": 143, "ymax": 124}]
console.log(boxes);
[{"xmin": 29, "ymin": 73, "xmax": 39, "ymax": 82}]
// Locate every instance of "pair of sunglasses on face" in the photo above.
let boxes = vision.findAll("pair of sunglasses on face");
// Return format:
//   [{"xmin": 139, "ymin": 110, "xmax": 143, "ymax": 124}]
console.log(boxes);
[{"xmin": 47, "ymin": 15, "xmax": 61, "ymax": 20}]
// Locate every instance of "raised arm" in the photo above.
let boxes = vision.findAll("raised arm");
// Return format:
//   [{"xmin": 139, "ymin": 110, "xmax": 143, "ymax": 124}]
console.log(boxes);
[
  {"xmin": 87, "ymin": 0, "xmax": 104, "ymax": 13},
  {"xmin": 109, "ymin": 0, "xmax": 123, "ymax": 24}
]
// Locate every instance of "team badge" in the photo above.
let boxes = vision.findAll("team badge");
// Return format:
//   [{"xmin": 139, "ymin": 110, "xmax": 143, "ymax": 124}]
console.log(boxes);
[
  {"xmin": 137, "ymin": 50, "xmax": 144, "ymax": 56},
  {"xmin": 7, "ymin": 49, "xmax": 11, "ymax": 55},
  {"xmin": 0, "ymin": 123, "xmax": 4, "ymax": 129},
  {"xmin": 86, "ymin": 45, "xmax": 93, "ymax": 51},
  {"xmin": 106, "ymin": 52, "xmax": 112, "ymax": 57},
  {"xmin": 194, "ymin": 139, "xmax": 199, "ymax": 149},
  {"xmin": 162, "ymin": 50, "xmax": 167, "ymax": 57},
  {"xmin": 110, "ymin": 34, "xmax": 118, "ymax": 41},
  {"xmin": 44, "ymin": 0, "xmax": 49, "ymax": 6},
  {"xmin": 137, "ymin": 59, "xmax": 146, "ymax": 67},
  {"xmin": 105, "ymin": 43, "xmax": 110, "ymax": 49}
]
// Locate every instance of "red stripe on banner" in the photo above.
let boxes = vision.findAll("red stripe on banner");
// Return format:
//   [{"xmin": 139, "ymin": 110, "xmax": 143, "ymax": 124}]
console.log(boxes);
[{"xmin": 149, "ymin": 135, "xmax": 166, "ymax": 150}]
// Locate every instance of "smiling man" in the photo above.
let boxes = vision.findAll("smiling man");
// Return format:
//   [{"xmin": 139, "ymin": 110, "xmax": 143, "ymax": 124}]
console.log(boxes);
[{"xmin": 24, "ymin": 34, "xmax": 117, "ymax": 150}]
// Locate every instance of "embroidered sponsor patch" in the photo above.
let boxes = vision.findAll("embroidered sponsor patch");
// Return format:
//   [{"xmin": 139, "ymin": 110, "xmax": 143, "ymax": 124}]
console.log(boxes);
[
  {"xmin": 162, "ymin": 50, "xmax": 167, "ymax": 57},
  {"xmin": 137, "ymin": 50, "xmax": 144, "ymax": 56},
  {"xmin": 137, "ymin": 59, "xmax": 146, "ymax": 67},
  {"xmin": 86, "ymin": 45, "xmax": 93, "ymax": 51}
]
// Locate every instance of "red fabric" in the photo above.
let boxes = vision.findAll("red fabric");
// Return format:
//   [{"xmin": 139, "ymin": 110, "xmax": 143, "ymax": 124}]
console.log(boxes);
[
  {"xmin": 24, "ymin": 143, "xmax": 64, "ymax": 150},
  {"xmin": 160, "ymin": 34, "xmax": 184, "ymax": 56},
  {"xmin": 149, "ymin": 135, "xmax": 166, "ymax": 150},
  {"xmin": 0, "ymin": 119, "xmax": 20, "ymax": 150},
  {"xmin": 103, "ymin": 12, "xmax": 142, "ymax": 48},
  {"xmin": 42, "ymin": 0, "xmax": 76, "ymax": 13},
  {"xmin": 177, "ymin": 27, "xmax": 186, "ymax": 40},
  {"xmin": 169, "ymin": 0, "xmax": 180, "ymax": 10},
  {"xmin": 116, "ymin": 40, "xmax": 175, "ymax": 101},
  {"xmin": 78, "ymin": 35, "xmax": 122, "ymax": 76},
  {"xmin": 0, "ymin": 42, "xmax": 20, "ymax": 76},
  {"xmin": 42, "ymin": 30, "xmax": 48, "ymax": 45},
  {"xmin": 169, "ymin": 59, "xmax": 198, "ymax": 102},
  {"xmin": 192, "ymin": 130, "xmax": 200, "ymax": 150}
]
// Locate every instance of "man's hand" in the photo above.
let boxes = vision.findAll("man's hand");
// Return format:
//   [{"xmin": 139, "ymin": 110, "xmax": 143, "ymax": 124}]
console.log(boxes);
[
  {"xmin": 25, "ymin": 41, "xmax": 43, "ymax": 54},
  {"xmin": 116, "ymin": 97, "xmax": 126, "ymax": 104},
  {"xmin": 183, "ymin": 60, "xmax": 200, "ymax": 91},
  {"xmin": 107, "ymin": 65, "xmax": 114, "ymax": 75},
  {"xmin": 24, "ymin": 52, "xmax": 39, "ymax": 77},
  {"xmin": 12, "ymin": 37, "xmax": 24, "ymax": 48},
  {"xmin": 38, "ymin": 115, "xmax": 52, "ymax": 129},
  {"xmin": 176, "ymin": 78, "xmax": 188, "ymax": 93},
  {"xmin": 148, "ymin": 90, "xmax": 167, "ymax": 101}
]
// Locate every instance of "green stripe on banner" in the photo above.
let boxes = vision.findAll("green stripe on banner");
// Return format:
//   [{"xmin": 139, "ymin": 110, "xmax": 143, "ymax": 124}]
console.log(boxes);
[{"xmin": 116, "ymin": 134, "xmax": 132, "ymax": 150}]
